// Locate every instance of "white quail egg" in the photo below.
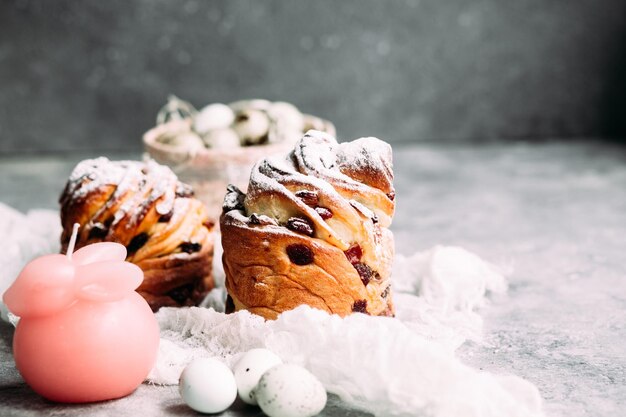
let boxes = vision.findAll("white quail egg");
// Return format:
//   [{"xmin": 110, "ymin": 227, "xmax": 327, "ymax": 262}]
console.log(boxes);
[
  {"xmin": 178, "ymin": 358, "xmax": 237, "ymax": 414},
  {"xmin": 255, "ymin": 364, "xmax": 327, "ymax": 417},
  {"xmin": 233, "ymin": 348, "xmax": 283, "ymax": 405},
  {"xmin": 193, "ymin": 103, "xmax": 235, "ymax": 135},
  {"xmin": 202, "ymin": 128, "xmax": 241, "ymax": 149},
  {"xmin": 233, "ymin": 109, "xmax": 271, "ymax": 146}
]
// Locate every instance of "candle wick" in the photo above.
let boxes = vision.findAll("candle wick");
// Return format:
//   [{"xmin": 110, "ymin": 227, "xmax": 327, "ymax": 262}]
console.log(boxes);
[{"xmin": 66, "ymin": 223, "xmax": 80, "ymax": 261}]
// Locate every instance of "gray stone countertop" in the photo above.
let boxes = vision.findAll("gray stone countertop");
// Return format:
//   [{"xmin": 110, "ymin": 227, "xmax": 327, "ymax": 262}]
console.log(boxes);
[{"xmin": 0, "ymin": 142, "xmax": 625, "ymax": 416}]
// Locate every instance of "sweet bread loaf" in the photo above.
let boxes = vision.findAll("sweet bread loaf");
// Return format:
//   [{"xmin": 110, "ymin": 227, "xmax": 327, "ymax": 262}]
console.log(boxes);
[
  {"xmin": 220, "ymin": 130, "xmax": 395, "ymax": 319},
  {"xmin": 59, "ymin": 157, "xmax": 214, "ymax": 310}
]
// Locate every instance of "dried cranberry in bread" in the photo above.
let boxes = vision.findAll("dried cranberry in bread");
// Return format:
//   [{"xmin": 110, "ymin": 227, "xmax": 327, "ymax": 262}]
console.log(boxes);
[
  {"xmin": 59, "ymin": 157, "xmax": 214, "ymax": 311},
  {"xmin": 220, "ymin": 130, "xmax": 395, "ymax": 319}
]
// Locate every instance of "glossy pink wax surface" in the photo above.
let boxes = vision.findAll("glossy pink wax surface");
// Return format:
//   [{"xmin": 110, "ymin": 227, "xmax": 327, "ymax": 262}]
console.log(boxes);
[{"xmin": 3, "ymin": 242, "xmax": 160, "ymax": 403}]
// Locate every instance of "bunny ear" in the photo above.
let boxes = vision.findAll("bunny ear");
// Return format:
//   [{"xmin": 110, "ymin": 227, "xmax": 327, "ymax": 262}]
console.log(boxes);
[
  {"xmin": 74, "ymin": 261, "xmax": 143, "ymax": 302},
  {"xmin": 3, "ymin": 255, "xmax": 76, "ymax": 318},
  {"xmin": 72, "ymin": 242, "xmax": 127, "ymax": 265}
]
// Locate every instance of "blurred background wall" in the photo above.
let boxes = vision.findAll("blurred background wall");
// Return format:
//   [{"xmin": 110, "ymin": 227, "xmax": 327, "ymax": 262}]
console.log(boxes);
[{"xmin": 0, "ymin": 0, "xmax": 625, "ymax": 153}]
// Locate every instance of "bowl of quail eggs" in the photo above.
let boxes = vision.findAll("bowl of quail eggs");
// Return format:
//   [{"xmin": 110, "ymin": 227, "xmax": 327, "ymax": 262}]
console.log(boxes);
[{"xmin": 143, "ymin": 96, "xmax": 336, "ymax": 219}]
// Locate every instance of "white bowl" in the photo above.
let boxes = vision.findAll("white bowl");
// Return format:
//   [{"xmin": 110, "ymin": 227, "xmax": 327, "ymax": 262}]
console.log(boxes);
[{"xmin": 143, "ymin": 116, "xmax": 335, "ymax": 220}]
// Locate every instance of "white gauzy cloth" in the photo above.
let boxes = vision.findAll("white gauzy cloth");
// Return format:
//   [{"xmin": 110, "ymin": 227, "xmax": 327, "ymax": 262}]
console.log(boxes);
[
  {"xmin": 0, "ymin": 203, "xmax": 543, "ymax": 417},
  {"xmin": 0, "ymin": 203, "xmax": 61, "ymax": 321}
]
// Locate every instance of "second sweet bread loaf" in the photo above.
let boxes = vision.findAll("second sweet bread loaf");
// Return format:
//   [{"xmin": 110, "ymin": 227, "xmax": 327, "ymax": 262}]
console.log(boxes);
[
  {"xmin": 59, "ymin": 157, "xmax": 215, "ymax": 310},
  {"xmin": 221, "ymin": 130, "xmax": 395, "ymax": 319}
]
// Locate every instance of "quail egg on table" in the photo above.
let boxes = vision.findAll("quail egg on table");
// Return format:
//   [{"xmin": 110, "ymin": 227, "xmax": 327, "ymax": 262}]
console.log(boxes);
[
  {"xmin": 178, "ymin": 358, "xmax": 237, "ymax": 414},
  {"xmin": 255, "ymin": 364, "xmax": 327, "ymax": 417},
  {"xmin": 233, "ymin": 348, "xmax": 283, "ymax": 405}
]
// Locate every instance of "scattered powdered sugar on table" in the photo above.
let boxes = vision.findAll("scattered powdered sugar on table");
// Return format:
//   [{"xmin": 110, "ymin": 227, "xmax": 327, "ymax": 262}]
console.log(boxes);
[{"xmin": 0, "ymin": 204, "xmax": 543, "ymax": 416}]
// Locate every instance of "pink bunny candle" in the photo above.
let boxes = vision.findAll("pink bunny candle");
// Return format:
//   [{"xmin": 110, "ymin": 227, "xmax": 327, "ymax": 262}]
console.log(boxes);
[{"xmin": 2, "ymin": 224, "xmax": 160, "ymax": 403}]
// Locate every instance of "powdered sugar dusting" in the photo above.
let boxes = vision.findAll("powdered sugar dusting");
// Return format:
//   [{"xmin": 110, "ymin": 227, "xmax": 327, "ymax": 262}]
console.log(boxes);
[
  {"xmin": 337, "ymin": 137, "xmax": 394, "ymax": 190},
  {"xmin": 243, "ymin": 131, "xmax": 394, "ymax": 200},
  {"xmin": 294, "ymin": 130, "xmax": 386, "ymax": 193},
  {"xmin": 62, "ymin": 157, "xmax": 181, "ymax": 230},
  {"xmin": 242, "ymin": 130, "xmax": 395, "ymax": 221},
  {"xmin": 62, "ymin": 157, "xmax": 128, "ymax": 203}
]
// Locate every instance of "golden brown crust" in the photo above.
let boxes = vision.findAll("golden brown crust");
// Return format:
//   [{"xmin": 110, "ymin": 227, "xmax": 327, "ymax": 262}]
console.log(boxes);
[
  {"xmin": 222, "ymin": 212, "xmax": 392, "ymax": 319},
  {"xmin": 59, "ymin": 157, "xmax": 215, "ymax": 310},
  {"xmin": 221, "ymin": 131, "xmax": 395, "ymax": 319}
]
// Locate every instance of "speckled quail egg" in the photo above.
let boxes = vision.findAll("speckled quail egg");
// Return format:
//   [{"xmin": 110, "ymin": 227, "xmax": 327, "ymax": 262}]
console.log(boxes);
[
  {"xmin": 268, "ymin": 101, "xmax": 304, "ymax": 131},
  {"xmin": 255, "ymin": 364, "xmax": 327, "ymax": 417},
  {"xmin": 233, "ymin": 109, "xmax": 271, "ymax": 146},
  {"xmin": 156, "ymin": 95, "xmax": 197, "ymax": 125},
  {"xmin": 178, "ymin": 358, "xmax": 237, "ymax": 414},
  {"xmin": 193, "ymin": 103, "xmax": 235, "ymax": 135},
  {"xmin": 202, "ymin": 128, "xmax": 241, "ymax": 149},
  {"xmin": 233, "ymin": 348, "xmax": 283, "ymax": 405},
  {"xmin": 157, "ymin": 130, "xmax": 205, "ymax": 154},
  {"xmin": 268, "ymin": 122, "xmax": 302, "ymax": 144}
]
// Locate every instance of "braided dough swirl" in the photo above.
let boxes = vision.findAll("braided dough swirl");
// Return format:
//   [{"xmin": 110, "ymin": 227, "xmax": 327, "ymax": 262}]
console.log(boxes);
[
  {"xmin": 59, "ymin": 157, "xmax": 214, "ymax": 310},
  {"xmin": 221, "ymin": 130, "xmax": 395, "ymax": 319}
]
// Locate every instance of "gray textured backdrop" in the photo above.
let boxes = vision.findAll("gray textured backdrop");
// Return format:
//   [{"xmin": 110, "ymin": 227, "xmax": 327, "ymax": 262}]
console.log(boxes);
[{"xmin": 0, "ymin": 0, "xmax": 625, "ymax": 153}]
